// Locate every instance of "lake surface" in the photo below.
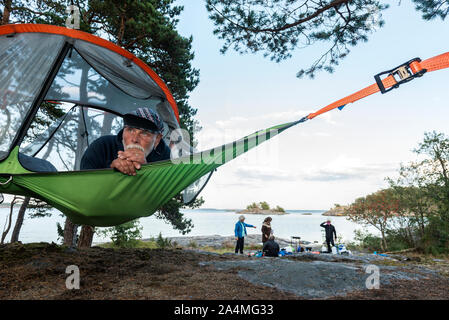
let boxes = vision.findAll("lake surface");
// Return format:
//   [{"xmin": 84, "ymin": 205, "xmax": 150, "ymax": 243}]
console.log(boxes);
[{"xmin": 0, "ymin": 207, "xmax": 378, "ymax": 245}]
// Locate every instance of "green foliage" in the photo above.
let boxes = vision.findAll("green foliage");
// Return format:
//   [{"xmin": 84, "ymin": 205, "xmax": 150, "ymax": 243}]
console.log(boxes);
[
  {"xmin": 259, "ymin": 201, "xmax": 270, "ymax": 210},
  {"xmin": 155, "ymin": 194, "xmax": 202, "ymax": 235},
  {"xmin": 274, "ymin": 205, "xmax": 285, "ymax": 213},
  {"xmin": 352, "ymin": 131, "xmax": 449, "ymax": 254},
  {"xmin": 98, "ymin": 219, "xmax": 143, "ymax": 248},
  {"xmin": 206, "ymin": 0, "xmax": 448, "ymax": 78},
  {"xmin": 413, "ymin": 0, "xmax": 449, "ymax": 20},
  {"xmin": 421, "ymin": 216, "xmax": 449, "ymax": 254},
  {"xmin": 56, "ymin": 222, "xmax": 64, "ymax": 244},
  {"xmin": 245, "ymin": 202, "xmax": 285, "ymax": 211},
  {"xmin": 408, "ymin": 131, "xmax": 449, "ymax": 252},
  {"xmin": 206, "ymin": 0, "xmax": 388, "ymax": 78},
  {"xmin": 26, "ymin": 199, "xmax": 53, "ymax": 219},
  {"xmin": 155, "ymin": 232, "xmax": 173, "ymax": 249},
  {"xmin": 246, "ymin": 202, "xmax": 260, "ymax": 210},
  {"xmin": 346, "ymin": 188, "xmax": 400, "ymax": 251},
  {"xmin": 352, "ymin": 229, "xmax": 410, "ymax": 253},
  {"xmin": 188, "ymin": 240, "xmax": 198, "ymax": 248}
]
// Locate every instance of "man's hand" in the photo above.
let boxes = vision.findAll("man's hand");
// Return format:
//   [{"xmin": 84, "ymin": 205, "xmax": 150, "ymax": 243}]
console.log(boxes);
[
  {"xmin": 118, "ymin": 149, "xmax": 146, "ymax": 169},
  {"xmin": 111, "ymin": 149, "xmax": 148, "ymax": 175},
  {"xmin": 110, "ymin": 158, "xmax": 138, "ymax": 176}
]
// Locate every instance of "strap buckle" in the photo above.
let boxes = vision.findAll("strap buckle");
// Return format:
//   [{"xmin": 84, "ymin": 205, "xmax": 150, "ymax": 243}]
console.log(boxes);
[{"xmin": 374, "ymin": 58, "xmax": 427, "ymax": 94}]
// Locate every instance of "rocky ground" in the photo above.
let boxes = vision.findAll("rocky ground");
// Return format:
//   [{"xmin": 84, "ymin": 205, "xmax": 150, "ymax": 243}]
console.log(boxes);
[
  {"xmin": 0, "ymin": 241, "xmax": 448, "ymax": 300},
  {"xmin": 322, "ymin": 205, "xmax": 348, "ymax": 216},
  {"xmin": 159, "ymin": 234, "xmax": 320, "ymax": 250}
]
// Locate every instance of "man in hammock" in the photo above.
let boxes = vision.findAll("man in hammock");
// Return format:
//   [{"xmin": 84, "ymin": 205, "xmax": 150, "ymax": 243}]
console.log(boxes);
[{"xmin": 80, "ymin": 107, "xmax": 171, "ymax": 175}]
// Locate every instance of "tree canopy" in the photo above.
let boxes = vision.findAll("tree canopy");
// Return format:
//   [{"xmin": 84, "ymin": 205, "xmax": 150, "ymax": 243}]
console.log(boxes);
[
  {"xmin": 206, "ymin": 0, "xmax": 448, "ymax": 78},
  {"xmin": 349, "ymin": 131, "xmax": 449, "ymax": 253}
]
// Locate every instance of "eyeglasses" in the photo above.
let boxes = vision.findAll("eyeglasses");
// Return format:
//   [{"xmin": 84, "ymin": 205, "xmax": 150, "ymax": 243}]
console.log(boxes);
[{"xmin": 124, "ymin": 126, "xmax": 157, "ymax": 139}]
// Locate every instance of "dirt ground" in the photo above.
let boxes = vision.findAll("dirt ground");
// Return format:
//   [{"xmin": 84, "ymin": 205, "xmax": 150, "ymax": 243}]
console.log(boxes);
[{"xmin": 0, "ymin": 242, "xmax": 448, "ymax": 300}]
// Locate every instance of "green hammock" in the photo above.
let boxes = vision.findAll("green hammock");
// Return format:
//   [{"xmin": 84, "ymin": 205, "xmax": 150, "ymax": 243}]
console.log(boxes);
[
  {"xmin": 0, "ymin": 25, "xmax": 304, "ymax": 227},
  {"xmin": 0, "ymin": 121, "xmax": 298, "ymax": 226}
]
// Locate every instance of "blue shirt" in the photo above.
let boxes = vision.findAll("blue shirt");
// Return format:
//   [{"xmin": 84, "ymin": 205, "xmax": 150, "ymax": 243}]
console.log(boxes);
[{"xmin": 234, "ymin": 221, "xmax": 255, "ymax": 238}]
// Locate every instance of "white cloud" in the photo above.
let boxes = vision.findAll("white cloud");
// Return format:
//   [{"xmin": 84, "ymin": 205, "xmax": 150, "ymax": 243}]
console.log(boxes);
[{"xmin": 301, "ymin": 155, "xmax": 398, "ymax": 182}]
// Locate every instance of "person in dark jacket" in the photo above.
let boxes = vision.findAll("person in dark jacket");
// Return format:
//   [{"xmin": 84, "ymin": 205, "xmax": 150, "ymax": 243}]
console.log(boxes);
[
  {"xmin": 81, "ymin": 107, "xmax": 171, "ymax": 173},
  {"xmin": 320, "ymin": 219, "xmax": 337, "ymax": 253},
  {"xmin": 262, "ymin": 235, "xmax": 280, "ymax": 257},
  {"xmin": 261, "ymin": 216, "xmax": 272, "ymax": 244},
  {"xmin": 234, "ymin": 215, "xmax": 256, "ymax": 254}
]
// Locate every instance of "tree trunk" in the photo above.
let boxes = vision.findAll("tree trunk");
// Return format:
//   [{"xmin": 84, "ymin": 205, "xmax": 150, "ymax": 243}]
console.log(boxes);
[
  {"xmin": 1, "ymin": 0, "xmax": 11, "ymax": 25},
  {"xmin": 380, "ymin": 229, "xmax": 388, "ymax": 252},
  {"xmin": 10, "ymin": 197, "xmax": 30, "ymax": 243},
  {"xmin": 1, "ymin": 199, "xmax": 14, "ymax": 244},
  {"xmin": 101, "ymin": 112, "xmax": 115, "ymax": 136},
  {"xmin": 78, "ymin": 225, "xmax": 94, "ymax": 248},
  {"xmin": 63, "ymin": 218, "xmax": 78, "ymax": 247}
]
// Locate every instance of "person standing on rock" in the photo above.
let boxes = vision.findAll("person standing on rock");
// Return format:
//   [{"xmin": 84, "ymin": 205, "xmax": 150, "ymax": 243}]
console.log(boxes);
[
  {"xmin": 261, "ymin": 217, "xmax": 272, "ymax": 244},
  {"xmin": 234, "ymin": 215, "xmax": 256, "ymax": 254},
  {"xmin": 320, "ymin": 219, "xmax": 337, "ymax": 253}
]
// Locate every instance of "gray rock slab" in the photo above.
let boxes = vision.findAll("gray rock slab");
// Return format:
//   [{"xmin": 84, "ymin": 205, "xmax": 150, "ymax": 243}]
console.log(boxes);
[
  {"xmin": 146, "ymin": 234, "xmax": 321, "ymax": 249},
  {"xmin": 200, "ymin": 257, "xmax": 434, "ymax": 299}
]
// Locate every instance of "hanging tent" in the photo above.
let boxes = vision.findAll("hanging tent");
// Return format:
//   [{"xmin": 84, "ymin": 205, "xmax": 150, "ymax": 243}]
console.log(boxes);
[
  {"xmin": 0, "ymin": 24, "xmax": 217, "ymax": 225},
  {"xmin": 1, "ymin": 24, "xmax": 449, "ymax": 227}
]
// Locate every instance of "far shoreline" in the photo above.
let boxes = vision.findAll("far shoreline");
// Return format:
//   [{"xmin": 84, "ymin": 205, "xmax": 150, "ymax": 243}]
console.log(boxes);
[{"xmin": 237, "ymin": 209, "xmax": 289, "ymax": 215}]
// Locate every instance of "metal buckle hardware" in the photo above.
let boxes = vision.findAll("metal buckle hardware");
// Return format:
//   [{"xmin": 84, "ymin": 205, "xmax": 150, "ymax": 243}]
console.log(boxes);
[{"xmin": 374, "ymin": 58, "xmax": 427, "ymax": 94}]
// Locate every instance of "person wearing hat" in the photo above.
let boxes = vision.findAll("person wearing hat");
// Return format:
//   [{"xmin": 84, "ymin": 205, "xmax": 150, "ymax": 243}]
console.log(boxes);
[
  {"xmin": 234, "ymin": 215, "xmax": 256, "ymax": 254},
  {"xmin": 320, "ymin": 219, "xmax": 337, "ymax": 253},
  {"xmin": 80, "ymin": 107, "xmax": 171, "ymax": 175}
]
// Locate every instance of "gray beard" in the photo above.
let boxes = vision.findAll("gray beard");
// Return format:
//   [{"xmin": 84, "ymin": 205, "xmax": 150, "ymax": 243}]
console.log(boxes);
[{"xmin": 123, "ymin": 140, "xmax": 154, "ymax": 158}]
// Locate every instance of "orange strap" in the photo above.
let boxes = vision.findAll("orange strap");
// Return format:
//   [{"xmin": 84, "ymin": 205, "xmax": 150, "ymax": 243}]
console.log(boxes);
[{"xmin": 307, "ymin": 52, "xmax": 449, "ymax": 120}]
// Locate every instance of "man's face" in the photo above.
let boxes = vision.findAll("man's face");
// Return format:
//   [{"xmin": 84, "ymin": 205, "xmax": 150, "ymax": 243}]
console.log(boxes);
[{"xmin": 122, "ymin": 126, "xmax": 162, "ymax": 156}]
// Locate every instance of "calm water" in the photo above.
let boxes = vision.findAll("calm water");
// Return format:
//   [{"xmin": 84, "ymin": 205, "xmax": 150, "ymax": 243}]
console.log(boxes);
[{"xmin": 0, "ymin": 207, "xmax": 378, "ymax": 244}]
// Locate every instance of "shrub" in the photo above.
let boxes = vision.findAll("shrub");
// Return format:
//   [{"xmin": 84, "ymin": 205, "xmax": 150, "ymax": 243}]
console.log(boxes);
[
  {"xmin": 188, "ymin": 240, "xmax": 198, "ymax": 248},
  {"xmin": 98, "ymin": 220, "xmax": 143, "ymax": 248},
  {"xmin": 353, "ymin": 229, "xmax": 414, "ymax": 253},
  {"xmin": 275, "ymin": 206, "xmax": 285, "ymax": 213},
  {"xmin": 259, "ymin": 201, "xmax": 270, "ymax": 210},
  {"xmin": 156, "ymin": 232, "xmax": 173, "ymax": 249}
]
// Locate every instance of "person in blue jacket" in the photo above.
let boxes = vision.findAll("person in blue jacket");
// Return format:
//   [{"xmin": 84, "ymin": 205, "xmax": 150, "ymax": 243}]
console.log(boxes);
[{"xmin": 234, "ymin": 215, "xmax": 256, "ymax": 254}]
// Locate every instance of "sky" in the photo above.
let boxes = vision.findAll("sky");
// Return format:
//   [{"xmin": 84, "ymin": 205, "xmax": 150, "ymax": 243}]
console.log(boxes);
[{"xmin": 173, "ymin": 1, "xmax": 449, "ymax": 210}]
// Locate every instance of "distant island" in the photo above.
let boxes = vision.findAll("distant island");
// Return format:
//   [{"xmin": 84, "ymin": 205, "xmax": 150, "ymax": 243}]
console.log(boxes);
[
  {"xmin": 238, "ymin": 201, "xmax": 289, "ymax": 215},
  {"xmin": 322, "ymin": 204, "xmax": 348, "ymax": 216}
]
